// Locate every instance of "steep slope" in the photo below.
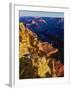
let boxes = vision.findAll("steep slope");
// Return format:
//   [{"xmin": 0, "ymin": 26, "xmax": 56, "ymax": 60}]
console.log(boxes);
[{"xmin": 19, "ymin": 22, "xmax": 64, "ymax": 79}]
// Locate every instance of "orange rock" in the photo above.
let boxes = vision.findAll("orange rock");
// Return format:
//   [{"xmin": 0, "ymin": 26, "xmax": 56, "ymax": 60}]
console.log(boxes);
[
  {"xmin": 54, "ymin": 60, "xmax": 64, "ymax": 77},
  {"xmin": 38, "ymin": 42, "xmax": 58, "ymax": 57}
]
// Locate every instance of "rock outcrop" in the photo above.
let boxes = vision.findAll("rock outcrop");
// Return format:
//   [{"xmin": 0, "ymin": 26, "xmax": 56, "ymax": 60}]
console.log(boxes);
[{"xmin": 19, "ymin": 22, "xmax": 64, "ymax": 79}]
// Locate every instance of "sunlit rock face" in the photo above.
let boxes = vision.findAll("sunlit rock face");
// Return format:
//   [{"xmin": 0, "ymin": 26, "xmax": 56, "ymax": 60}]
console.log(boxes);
[
  {"xmin": 37, "ymin": 42, "xmax": 58, "ymax": 57},
  {"xmin": 19, "ymin": 23, "xmax": 31, "ymax": 58},
  {"xmin": 19, "ymin": 22, "xmax": 64, "ymax": 79}
]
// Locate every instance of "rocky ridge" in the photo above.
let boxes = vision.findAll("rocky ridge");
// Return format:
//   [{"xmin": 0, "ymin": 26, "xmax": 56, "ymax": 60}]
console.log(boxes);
[{"xmin": 19, "ymin": 22, "xmax": 64, "ymax": 79}]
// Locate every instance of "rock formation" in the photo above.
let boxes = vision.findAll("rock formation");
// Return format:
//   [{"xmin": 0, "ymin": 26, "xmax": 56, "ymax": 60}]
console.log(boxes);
[{"xmin": 19, "ymin": 22, "xmax": 64, "ymax": 79}]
